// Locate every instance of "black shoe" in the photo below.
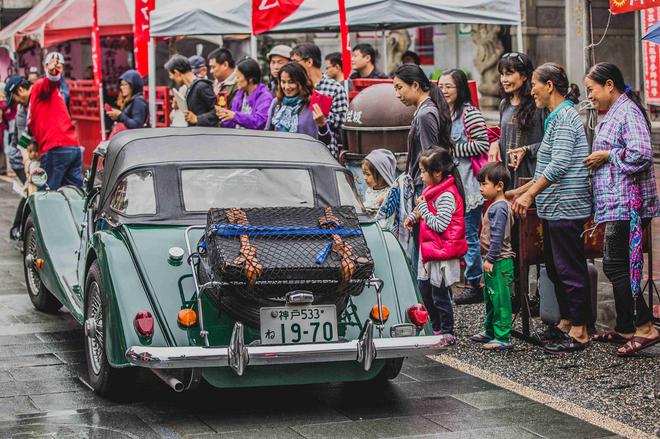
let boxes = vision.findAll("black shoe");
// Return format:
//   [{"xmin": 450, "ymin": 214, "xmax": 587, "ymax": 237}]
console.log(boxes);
[
  {"xmin": 454, "ymin": 284, "xmax": 483, "ymax": 305},
  {"xmin": 543, "ymin": 334, "xmax": 589, "ymax": 354},
  {"xmin": 537, "ymin": 326, "xmax": 566, "ymax": 344}
]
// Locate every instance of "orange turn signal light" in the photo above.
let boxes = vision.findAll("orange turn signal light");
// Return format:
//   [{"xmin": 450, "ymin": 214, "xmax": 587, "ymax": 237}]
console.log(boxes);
[
  {"xmin": 177, "ymin": 309, "xmax": 197, "ymax": 327},
  {"xmin": 370, "ymin": 304, "xmax": 390, "ymax": 322},
  {"xmin": 35, "ymin": 258, "xmax": 44, "ymax": 270}
]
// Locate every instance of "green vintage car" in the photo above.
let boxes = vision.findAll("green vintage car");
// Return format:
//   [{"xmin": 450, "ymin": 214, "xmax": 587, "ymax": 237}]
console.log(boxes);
[{"xmin": 22, "ymin": 128, "xmax": 444, "ymax": 396}]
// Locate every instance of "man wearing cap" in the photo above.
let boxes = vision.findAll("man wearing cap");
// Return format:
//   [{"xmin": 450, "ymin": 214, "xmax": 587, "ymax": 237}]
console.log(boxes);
[
  {"xmin": 267, "ymin": 44, "xmax": 291, "ymax": 95},
  {"xmin": 188, "ymin": 55, "xmax": 208, "ymax": 80},
  {"xmin": 7, "ymin": 52, "xmax": 82, "ymax": 190}
]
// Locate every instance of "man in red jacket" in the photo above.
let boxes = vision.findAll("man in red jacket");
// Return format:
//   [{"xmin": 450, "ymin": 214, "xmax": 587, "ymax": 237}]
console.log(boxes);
[{"xmin": 8, "ymin": 52, "xmax": 82, "ymax": 190}]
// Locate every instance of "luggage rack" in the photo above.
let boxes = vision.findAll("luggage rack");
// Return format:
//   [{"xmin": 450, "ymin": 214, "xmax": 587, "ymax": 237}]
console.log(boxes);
[{"xmin": 183, "ymin": 225, "xmax": 389, "ymax": 347}]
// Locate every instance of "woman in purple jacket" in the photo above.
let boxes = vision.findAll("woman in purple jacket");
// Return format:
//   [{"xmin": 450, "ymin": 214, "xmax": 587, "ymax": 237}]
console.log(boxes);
[{"xmin": 217, "ymin": 58, "xmax": 273, "ymax": 130}]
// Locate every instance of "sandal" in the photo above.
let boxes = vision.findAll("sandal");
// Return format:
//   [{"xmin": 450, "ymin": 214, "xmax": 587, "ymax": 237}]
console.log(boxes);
[
  {"xmin": 617, "ymin": 334, "xmax": 660, "ymax": 357},
  {"xmin": 470, "ymin": 332, "xmax": 493, "ymax": 343},
  {"xmin": 593, "ymin": 331, "xmax": 631, "ymax": 344},
  {"xmin": 483, "ymin": 340, "xmax": 513, "ymax": 351}
]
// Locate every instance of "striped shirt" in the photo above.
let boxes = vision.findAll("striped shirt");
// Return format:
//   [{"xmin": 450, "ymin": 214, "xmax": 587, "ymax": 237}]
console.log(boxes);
[
  {"xmin": 453, "ymin": 105, "xmax": 490, "ymax": 158},
  {"xmin": 592, "ymin": 93, "xmax": 660, "ymax": 223},
  {"xmin": 407, "ymin": 192, "xmax": 456, "ymax": 232},
  {"xmin": 533, "ymin": 103, "xmax": 591, "ymax": 220}
]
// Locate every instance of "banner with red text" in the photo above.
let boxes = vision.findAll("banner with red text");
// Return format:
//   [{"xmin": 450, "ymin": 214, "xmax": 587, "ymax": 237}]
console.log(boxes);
[
  {"xmin": 134, "ymin": 0, "xmax": 155, "ymax": 77},
  {"xmin": 92, "ymin": 0, "xmax": 102, "ymax": 89},
  {"xmin": 611, "ymin": 0, "xmax": 660, "ymax": 14},
  {"xmin": 642, "ymin": 7, "xmax": 660, "ymax": 104},
  {"xmin": 252, "ymin": 0, "xmax": 305, "ymax": 35}
]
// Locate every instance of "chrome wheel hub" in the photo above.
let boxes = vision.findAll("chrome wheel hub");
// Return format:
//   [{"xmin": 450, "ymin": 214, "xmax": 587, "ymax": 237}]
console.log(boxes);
[
  {"xmin": 86, "ymin": 282, "xmax": 104, "ymax": 376},
  {"xmin": 24, "ymin": 228, "xmax": 42, "ymax": 295}
]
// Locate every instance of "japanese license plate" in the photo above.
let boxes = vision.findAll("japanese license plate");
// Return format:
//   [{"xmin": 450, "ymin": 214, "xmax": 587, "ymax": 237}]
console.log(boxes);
[{"xmin": 259, "ymin": 305, "xmax": 338, "ymax": 345}]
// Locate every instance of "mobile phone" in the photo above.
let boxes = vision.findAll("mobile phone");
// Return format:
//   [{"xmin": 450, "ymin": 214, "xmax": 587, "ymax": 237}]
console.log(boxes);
[
  {"xmin": 216, "ymin": 91, "xmax": 228, "ymax": 109},
  {"xmin": 104, "ymin": 104, "xmax": 112, "ymax": 112}
]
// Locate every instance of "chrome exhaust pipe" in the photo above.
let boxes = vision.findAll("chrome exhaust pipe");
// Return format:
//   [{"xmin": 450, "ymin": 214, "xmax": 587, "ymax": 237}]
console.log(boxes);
[{"xmin": 151, "ymin": 369, "xmax": 184, "ymax": 392}]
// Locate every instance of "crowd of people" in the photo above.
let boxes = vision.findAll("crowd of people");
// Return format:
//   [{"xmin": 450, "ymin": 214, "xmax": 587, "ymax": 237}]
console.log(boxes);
[
  {"xmin": 0, "ymin": 40, "xmax": 658, "ymax": 357},
  {"xmin": 360, "ymin": 54, "xmax": 658, "ymax": 356}
]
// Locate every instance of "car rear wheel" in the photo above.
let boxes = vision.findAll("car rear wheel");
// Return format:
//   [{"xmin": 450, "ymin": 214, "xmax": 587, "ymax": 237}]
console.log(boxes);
[
  {"xmin": 84, "ymin": 261, "xmax": 135, "ymax": 398},
  {"xmin": 372, "ymin": 358, "xmax": 404, "ymax": 382},
  {"xmin": 23, "ymin": 215, "xmax": 61, "ymax": 313}
]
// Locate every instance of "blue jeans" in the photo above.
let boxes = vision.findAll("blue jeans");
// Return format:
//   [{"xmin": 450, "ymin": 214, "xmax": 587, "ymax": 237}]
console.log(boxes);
[
  {"xmin": 464, "ymin": 205, "xmax": 484, "ymax": 285},
  {"xmin": 418, "ymin": 279, "xmax": 454, "ymax": 334},
  {"xmin": 40, "ymin": 146, "xmax": 83, "ymax": 190}
]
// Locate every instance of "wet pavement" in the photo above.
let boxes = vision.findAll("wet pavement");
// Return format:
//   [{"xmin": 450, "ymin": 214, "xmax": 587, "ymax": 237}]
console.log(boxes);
[{"xmin": 0, "ymin": 177, "xmax": 632, "ymax": 439}]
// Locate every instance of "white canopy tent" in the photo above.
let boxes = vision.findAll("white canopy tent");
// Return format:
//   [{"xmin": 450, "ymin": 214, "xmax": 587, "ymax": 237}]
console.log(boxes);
[
  {"xmin": 0, "ymin": 0, "xmax": 137, "ymax": 51},
  {"xmin": 147, "ymin": 0, "xmax": 522, "ymax": 126}
]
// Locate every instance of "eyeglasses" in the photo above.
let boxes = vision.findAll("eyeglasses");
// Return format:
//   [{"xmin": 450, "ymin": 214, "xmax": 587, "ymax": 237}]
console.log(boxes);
[
  {"xmin": 502, "ymin": 52, "xmax": 524, "ymax": 64},
  {"xmin": 437, "ymin": 84, "xmax": 456, "ymax": 90}
]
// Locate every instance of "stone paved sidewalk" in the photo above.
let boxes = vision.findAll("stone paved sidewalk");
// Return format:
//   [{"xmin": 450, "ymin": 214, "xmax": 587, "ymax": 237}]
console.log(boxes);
[{"xmin": 0, "ymin": 177, "xmax": 628, "ymax": 439}]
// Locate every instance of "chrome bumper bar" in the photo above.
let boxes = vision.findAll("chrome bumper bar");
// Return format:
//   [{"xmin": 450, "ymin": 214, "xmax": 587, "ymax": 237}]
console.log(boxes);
[{"xmin": 126, "ymin": 321, "xmax": 446, "ymax": 376}]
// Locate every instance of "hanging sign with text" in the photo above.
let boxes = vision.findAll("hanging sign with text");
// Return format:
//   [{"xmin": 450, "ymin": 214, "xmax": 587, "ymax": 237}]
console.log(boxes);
[
  {"xmin": 642, "ymin": 7, "xmax": 660, "ymax": 104},
  {"xmin": 610, "ymin": 0, "xmax": 660, "ymax": 14}
]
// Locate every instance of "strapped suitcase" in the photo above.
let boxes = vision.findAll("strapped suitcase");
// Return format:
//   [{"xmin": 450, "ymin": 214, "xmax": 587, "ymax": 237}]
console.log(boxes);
[{"xmin": 197, "ymin": 206, "xmax": 375, "ymax": 328}]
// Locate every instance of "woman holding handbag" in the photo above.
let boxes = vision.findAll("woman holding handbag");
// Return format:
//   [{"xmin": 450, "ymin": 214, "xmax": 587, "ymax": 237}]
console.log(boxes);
[
  {"xmin": 437, "ymin": 69, "xmax": 490, "ymax": 304},
  {"xmin": 493, "ymin": 52, "xmax": 547, "ymax": 189}
]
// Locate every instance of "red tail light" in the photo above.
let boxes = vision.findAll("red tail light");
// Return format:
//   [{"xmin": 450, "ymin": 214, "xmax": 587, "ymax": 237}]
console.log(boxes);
[
  {"xmin": 134, "ymin": 311, "xmax": 154, "ymax": 337},
  {"xmin": 407, "ymin": 304, "xmax": 429, "ymax": 328}
]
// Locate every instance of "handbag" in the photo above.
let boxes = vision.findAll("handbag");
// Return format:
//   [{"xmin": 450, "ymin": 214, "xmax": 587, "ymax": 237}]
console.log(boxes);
[{"xmin": 463, "ymin": 107, "xmax": 501, "ymax": 177}]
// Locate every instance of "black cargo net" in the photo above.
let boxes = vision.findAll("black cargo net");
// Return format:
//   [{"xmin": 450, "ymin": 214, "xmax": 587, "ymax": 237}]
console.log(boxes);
[{"xmin": 197, "ymin": 206, "xmax": 374, "ymax": 328}]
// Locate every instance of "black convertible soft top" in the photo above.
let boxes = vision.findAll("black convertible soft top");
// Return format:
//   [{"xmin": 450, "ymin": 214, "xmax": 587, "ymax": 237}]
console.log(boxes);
[
  {"xmin": 97, "ymin": 128, "xmax": 356, "ymax": 225},
  {"xmin": 104, "ymin": 128, "xmax": 337, "ymax": 184}
]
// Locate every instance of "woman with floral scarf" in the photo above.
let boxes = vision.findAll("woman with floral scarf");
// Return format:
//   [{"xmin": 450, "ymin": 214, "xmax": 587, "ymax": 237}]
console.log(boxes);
[{"xmin": 266, "ymin": 62, "xmax": 331, "ymax": 147}]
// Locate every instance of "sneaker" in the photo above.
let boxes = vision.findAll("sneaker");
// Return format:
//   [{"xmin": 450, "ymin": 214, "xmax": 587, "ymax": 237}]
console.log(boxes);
[
  {"xmin": 538, "ymin": 326, "xmax": 566, "ymax": 344},
  {"xmin": 437, "ymin": 334, "xmax": 456, "ymax": 346},
  {"xmin": 543, "ymin": 334, "xmax": 589, "ymax": 354},
  {"xmin": 454, "ymin": 284, "xmax": 483, "ymax": 305}
]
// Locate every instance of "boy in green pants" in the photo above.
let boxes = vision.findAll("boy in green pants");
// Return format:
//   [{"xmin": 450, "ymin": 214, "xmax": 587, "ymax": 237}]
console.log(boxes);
[{"xmin": 471, "ymin": 163, "xmax": 515, "ymax": 350}]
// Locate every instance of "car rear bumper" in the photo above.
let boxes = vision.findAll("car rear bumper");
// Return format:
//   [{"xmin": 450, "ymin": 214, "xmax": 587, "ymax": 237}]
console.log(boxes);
[{"xmin": 125, "ymin": 321, "xmax": 446, "ymax": 376}]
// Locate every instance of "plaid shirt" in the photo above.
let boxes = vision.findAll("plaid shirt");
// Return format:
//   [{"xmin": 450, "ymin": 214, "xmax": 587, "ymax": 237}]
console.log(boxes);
[
  {"xmin": 592, "ymin": 93, "xmax": 660, "ymax": 223},
  {"xmin": 315, "ymin": 75, "xmax": 348, "ymax": 157}
]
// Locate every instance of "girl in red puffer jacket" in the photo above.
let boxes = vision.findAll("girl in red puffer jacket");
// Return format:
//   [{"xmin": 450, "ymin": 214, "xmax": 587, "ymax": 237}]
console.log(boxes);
[{"xmin": 404, "ymin": 148, "xmax": 468, "ymax": 345}]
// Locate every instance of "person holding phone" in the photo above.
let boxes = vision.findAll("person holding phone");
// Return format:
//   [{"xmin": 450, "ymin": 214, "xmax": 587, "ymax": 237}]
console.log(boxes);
[
  {"xmin": 265, "ymin": 62, "xmax": 332, "ymax": 145},
  {"xmin": 6, "ymin": 52, "xmax": 82, "ymax": 190},
  {"xmin": 105, "ymin": 69, "xmax": 149, "ymax": 130},
  {"xmin": 164, "ymin": 54, "xmax": 217, "ymax": 127}
]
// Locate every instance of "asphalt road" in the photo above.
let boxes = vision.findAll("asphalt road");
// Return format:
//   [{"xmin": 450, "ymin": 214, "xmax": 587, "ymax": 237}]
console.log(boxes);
[{"xmin": 0, "ymin": 179, "xmax": 619, "ymax": 439}]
